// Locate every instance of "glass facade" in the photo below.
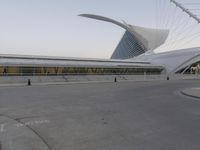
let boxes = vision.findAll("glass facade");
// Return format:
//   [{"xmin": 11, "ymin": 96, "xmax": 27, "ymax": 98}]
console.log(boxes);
[
  {"xmin": 0, "ymin": 66, "xmax": 163, "ymax": 76},
  {"xmin": 111, "ymin": 31, "xmax": 145, "ymax": 59}
]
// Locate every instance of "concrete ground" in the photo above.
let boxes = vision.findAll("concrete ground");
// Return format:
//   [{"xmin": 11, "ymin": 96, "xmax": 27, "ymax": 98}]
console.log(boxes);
[
  {"xmin": 0, "ymin": 80, "xmax": 200, "ymax": 150},
  {"xmin": 181, "ymin": 88, "xmax": 200, "ymax": 99}
]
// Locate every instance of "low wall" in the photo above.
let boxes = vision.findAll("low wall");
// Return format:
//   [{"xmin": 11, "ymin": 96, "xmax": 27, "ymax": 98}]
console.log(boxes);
[
  {"xmin": 0, "ymin": 74, "xmax": 199, "ymax": 84},
  {"xmin": 168, "ymin": 74, "xmax": 200, "ymax": 80}
]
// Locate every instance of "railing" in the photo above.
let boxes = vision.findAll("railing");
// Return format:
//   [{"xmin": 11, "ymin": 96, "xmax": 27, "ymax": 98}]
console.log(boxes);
[{"xmin": 0, "ymin": 72, "xmax": 161, "ymax": 76}]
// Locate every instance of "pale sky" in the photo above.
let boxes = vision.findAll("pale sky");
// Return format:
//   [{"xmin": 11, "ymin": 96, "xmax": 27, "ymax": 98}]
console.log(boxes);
[{"xmin": 0, "ymin": 0, "xmax": 199, "ymax": 58}]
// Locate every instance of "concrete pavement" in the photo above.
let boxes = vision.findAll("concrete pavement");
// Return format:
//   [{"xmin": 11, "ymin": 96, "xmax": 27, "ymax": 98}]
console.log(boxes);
[
  {"xmin": 0, "ymin": 80, "xmax": 200, "ymax": 150},
  {"xmin": 181, "ymin": 88, "xmax": 200, "ymax": 99}
]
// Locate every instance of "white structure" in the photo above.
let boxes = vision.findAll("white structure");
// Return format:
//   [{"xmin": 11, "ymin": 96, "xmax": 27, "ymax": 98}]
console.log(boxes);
[
  {"xmin": 79, "ymin": 14, "xmax": 200, "ymax": 75},
  {"xmin": 0, "ymin": 12, "xmax": 200, "ymax": 78},
  {"xmin": 79, "ymin": 14, "xmax": 169, "ymax": 59}
]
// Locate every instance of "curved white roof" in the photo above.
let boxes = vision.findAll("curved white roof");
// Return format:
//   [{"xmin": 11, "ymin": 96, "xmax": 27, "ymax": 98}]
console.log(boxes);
[
  {"xmin": 0, "ymin": 54, "xmax": 162, "ymax": 69},
  {"xmin": 79, "ymin": 14, "xmax": 169, "ymax": 51}
]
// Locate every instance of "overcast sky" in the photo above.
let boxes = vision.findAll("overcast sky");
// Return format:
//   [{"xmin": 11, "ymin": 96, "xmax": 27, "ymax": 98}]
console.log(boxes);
[{"xmin": 0, "ymin": 0, "xmax": 199, "ymax": 58}]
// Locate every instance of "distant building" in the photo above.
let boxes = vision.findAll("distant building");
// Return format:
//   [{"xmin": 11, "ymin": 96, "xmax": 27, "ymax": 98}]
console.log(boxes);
[{"xmin": 0, "ymin": 14, "xmax": 199, "ymax": 77}]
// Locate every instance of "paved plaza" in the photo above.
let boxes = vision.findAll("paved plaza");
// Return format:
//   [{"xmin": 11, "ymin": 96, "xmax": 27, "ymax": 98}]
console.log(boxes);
[{"xmin": 0, "ymin": 80, "xmax": 200, "ymax": 150}]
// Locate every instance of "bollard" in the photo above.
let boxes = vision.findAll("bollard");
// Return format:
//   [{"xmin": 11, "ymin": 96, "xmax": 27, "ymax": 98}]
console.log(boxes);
[
  {"xmin": 27, "ymin": 79, "xmax": 31, "ymax": 86},
  {"xmin": 114, "ymin": 77, "xmax": 117, "ymax": 82},
  {"xmin": 167, "ymin": 76, "xmax": 169, "ymax": 80}
]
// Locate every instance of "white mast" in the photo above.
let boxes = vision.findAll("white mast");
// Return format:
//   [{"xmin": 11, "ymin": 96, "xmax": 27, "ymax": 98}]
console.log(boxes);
[{"xmin": 171, "ymin": 0, "xmax": 200, "ymax": 23}]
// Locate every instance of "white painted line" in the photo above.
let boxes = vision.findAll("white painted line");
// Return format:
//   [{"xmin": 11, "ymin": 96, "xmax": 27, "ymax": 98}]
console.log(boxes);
[
  {"xmin": 191, "ymin": 87, "xmax": 200, "ymax": 90},
  {"xmin": 15, "ymin": 119, "xmax": 50, "ymax": 128}
]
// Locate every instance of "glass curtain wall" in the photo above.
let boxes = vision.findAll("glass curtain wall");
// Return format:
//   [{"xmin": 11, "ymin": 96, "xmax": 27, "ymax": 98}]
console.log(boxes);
[{"xmin": 0, "ymin": 66, "xmax": 163, "ymax": 76}]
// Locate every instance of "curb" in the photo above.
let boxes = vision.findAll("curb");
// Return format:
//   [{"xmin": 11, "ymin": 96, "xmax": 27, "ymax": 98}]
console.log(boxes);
[{"xmin": 181, "ymin": 88, "xmax": 200, "ymax": 99}]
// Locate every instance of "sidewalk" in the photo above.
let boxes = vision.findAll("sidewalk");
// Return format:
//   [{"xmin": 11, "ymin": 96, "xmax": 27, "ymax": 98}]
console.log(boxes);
[
  {"xmin": 181, "ymin": 88, "xmax": 200, "ymax": 99},
  {"xmin": 0, "ymin": 81, "xmax": 114, "ymax": 87},
  {"xmin": 0, "ymin": 78, "xmax": 165, "ymax": 87}
]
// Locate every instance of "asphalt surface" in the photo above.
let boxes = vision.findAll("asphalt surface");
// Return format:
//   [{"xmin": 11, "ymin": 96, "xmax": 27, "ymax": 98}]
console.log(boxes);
[{"xmin": 0, "ymin": 80, "xmax": 200, "ymax": 150}]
